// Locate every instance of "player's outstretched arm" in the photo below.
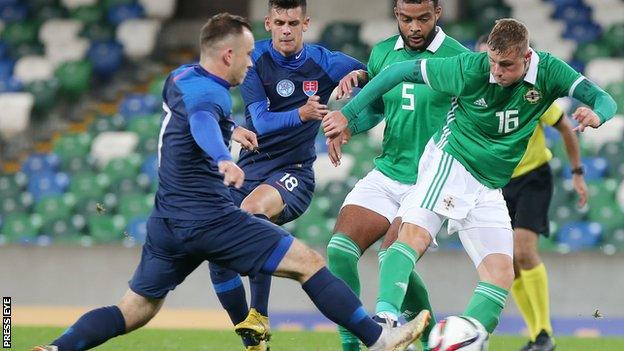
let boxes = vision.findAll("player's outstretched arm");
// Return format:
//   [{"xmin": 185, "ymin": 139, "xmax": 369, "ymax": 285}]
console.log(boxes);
[
  {"xmin": 570, "ymin": 79, "xmax": 617, "ymax": 132},
  {"xmin": 340, "ymin": 60, "xmax": 424, "ymax": 121},
  {"xmin": 554, "ymin": 116, "xmax": 587, "ymax": 207},
  {"xmin": 232, "ymin": 125, "xmax": 258, "ymax": 151},
  {"xmin": 323, "ymin": 97, "xmax": 384, "ymax": 138}
]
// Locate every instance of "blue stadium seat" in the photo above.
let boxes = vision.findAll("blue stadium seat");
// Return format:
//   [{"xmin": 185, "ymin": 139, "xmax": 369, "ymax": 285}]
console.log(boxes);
[
  {"xmin": 27, "ymin": 171, "xmax": 70, "ymax": 202},
  {"xmin": 549, "ymin": 0, "xmax": 583, "ymax": 7},
  {"xmin": 563, "ymin": 157, "xmax": 608, "ymax": 181},
  {"xmin": 0, "ymin": 41, "xmax": 8, "ymax": 58},
  {"xmin": 0, "ymin": 3, "xmax": 28, "ymax": 23},
  {"xmin": 87, "ymin": 41, "xmax": 124, "ymax": 77},
  {"xmin": 21, "ymin": 153, "xmax": 60, "ymax": 176},
  {"xmin": 140, "ymin": 153, "xmax": 158, "ymax": 182},
  {"xmin": 107, "ymin": 3, "xmax": 144, "ymax": 26},
  {"xmin": 0, "ymin": 76, "xmax": 22, "ymax": 92},
  {"xmin": 119, "ymin": 94, "xmax": 159, "ymax": 119},
  {"xmin": 0, "ymin": 58, "xmax": 14, "ymax": 79},
  {"xmin": 553, "ymin": 4, "xmax": 592, "ymax": 23},
  {"xmin": 563, "ymin": 22, "xmax": 602, "ymax": 44},
  {"xmin": 126, "ymin": 216, "xmax": 148, "ymax": 244},
  {"xmin": 557, "ymin": 221, "xmax": 603, "ymax": 251}
]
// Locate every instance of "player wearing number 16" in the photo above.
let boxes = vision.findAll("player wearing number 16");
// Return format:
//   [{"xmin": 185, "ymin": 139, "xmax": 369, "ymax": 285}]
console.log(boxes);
[{"xmin": 323, "ymin": 18, "xmax": 617, "ymax": 334}]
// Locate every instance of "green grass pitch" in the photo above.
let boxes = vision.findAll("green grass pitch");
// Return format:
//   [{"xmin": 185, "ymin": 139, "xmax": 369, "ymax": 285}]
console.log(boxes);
[{"xmin": 16, "ymin": 326, "xmax": 624, "ymax": 350}]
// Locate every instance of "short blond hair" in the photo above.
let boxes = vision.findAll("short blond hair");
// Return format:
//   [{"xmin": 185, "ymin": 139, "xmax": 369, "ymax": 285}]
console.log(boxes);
[{"xmin": 487, "ymin": 18, "xmax": 529, "ymax": 56}]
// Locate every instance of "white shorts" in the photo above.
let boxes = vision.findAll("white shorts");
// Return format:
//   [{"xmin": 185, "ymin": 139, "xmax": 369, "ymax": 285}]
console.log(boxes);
[
  {"xmin": 341, "ymin": 169, "xmax": 413, "ymax": 223},
  {"xmin": 397, "ymin": 140, "xmax": 513, "ymax": 266}
]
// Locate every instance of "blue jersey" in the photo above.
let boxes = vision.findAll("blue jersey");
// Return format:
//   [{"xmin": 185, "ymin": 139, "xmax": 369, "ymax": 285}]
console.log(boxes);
[
  {"xmin": 152, "ymin": 64, "xmax": 238, "ymax": 220},
  {"xmin": 238, "ymin": 40, "xmax": 365, "ymax": 180}
]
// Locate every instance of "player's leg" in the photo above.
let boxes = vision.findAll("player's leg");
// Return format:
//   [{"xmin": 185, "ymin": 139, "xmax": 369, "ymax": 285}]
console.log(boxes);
[
  {"xmin": 512, "ymin": 165, "xmax": 555, "ymax": 350},
  {"xmin": 380, "ymin": 218, "xmax": 436, "ymax": 350},
  {"xmin": 271, "ymin": 237, "xmax": 431, "ymax": 351},
  {"xmin": 210, "ymin": 213, "xmax": 430, "ymax": 351},
  {"xmin": 327, "ymin": 170, "xmax": 401, "ymax": 351},
  {"xmin": 458, "ymin": 188, "xmax": 515, "ymax": 333},
  {"xmin": 38, "ymin": 217, "xmax": 200, "ymax": 350}
]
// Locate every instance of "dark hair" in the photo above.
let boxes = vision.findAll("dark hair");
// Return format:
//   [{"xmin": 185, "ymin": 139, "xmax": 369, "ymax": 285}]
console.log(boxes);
[
  {"xmin": 487, "ymin": 18, "xmax": 529, "ymax": 56},
  {"xmin": 394, "ymin": 0, "xmax": 440, "ymax": 7},
  {"xmin": 269, "ymin": 0, "xmax": 307, "ymax": 13},
  {"xmin": 199, "ymin": 12, "xmax": 251, "ymax": 52}
]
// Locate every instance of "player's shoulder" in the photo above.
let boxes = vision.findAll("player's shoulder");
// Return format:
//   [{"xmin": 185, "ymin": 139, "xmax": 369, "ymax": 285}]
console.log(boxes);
[
  {"xmin": 169, "ymin": 64, "xmax": 229, "ymax": 111},
  {"xmin": 305, "ymin": 42, "xmax": 343, "ymax": 61},
  {"xmin": 252, "ymin": 39, "xmax": 273, "ymax": 61},
  {"xmin": 457, "ymin": 51, "xmax": 488, "ymax": 71}
]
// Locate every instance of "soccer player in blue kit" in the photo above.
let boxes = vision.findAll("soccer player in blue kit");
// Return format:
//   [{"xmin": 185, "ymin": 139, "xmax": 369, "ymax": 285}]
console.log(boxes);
[
  {"xmin": 32, "ymin": 12, "xmax": 429, "ymax": 351},
  {"xmin": 206, "ymin": 1, "xmax": 368, "ymax": 349}
]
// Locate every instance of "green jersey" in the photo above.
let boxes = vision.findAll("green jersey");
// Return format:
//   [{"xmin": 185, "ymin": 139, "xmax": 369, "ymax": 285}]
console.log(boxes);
[
  {"xmin": 343, "ymin": 49, "xmax": 617, "ymax": 189},
  {"xmin": 362, "ymin": 29, "xmax": 468, "ymax": 184}
]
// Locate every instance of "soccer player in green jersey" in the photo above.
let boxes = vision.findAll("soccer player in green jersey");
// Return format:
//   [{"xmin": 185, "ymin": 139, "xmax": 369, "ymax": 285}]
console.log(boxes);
[
  {"xmin": 323, "ymin": 18, "xmax": 617, "ymax": 335},
  {"xmin": 325, "ymin": 1, "xmax": 468, "ymax": 350}
]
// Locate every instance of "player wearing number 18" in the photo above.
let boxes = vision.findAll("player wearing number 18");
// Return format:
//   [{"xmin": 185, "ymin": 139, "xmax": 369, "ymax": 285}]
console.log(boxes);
[{"xmin": 323, "ymin": 18, "xmax": 617, "ymax": 334}]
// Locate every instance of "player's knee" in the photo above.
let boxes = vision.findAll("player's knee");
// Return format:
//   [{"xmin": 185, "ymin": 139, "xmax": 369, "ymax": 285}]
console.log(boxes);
[
  {"xmin": 513, "ymin": 245, "xmax": 539, "ymax": 270},
  {"xmin": 240, "ymin": 200, "xmax": 269, "ymax": 217}
]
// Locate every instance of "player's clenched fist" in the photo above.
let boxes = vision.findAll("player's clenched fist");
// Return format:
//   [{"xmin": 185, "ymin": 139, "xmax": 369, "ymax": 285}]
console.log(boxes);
[
  {"xmin": 232, "ymin": 126, "xmax": 258, "ymax": 151},
  {"xmin": 298, "ymin": 95, "xmax": 329, "ymax": 121},
  {"xmin": 335, "ymin": 69, "xmax": 367, "ymax": 100},
  {"xmin": 218, "ymin": 160, "xmax": 245, "ymax": 188},
  {"xmin": 572, "ymin": 107, "xmax": 601, "ymax": 132},
  {"xmin": 322, "ymin": 110, "xmax": 348, "ymax": 138}
]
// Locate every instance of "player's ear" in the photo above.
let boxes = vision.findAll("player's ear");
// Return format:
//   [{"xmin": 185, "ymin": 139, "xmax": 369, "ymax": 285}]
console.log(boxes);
[
  {"xmin": 264, "ymin": 16, "xmax": 271, "ymax": 32},
  {"xmin": 393, "ymin": 6, "xmax": 399, "ymax": 20},
  {"xmin": 434, "ymin": 5, "xmax": 442, "ymax": 21},
  {"xmin": 302, "ymin": 16, "xmax": 310, "ymax": 32},
  {"xmin": 223, "ymin": 47, "xmax": 234, "ymax": 66}
]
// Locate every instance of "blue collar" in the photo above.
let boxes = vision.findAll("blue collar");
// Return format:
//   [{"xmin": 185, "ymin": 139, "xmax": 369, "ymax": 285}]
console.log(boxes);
[
  {"xmin": 196, "ymin": 64, "xmax": 231, "ymax": 89},
  {"xmin": 269, "ymin": 41, "xmax": 307, "ymax": 70}
]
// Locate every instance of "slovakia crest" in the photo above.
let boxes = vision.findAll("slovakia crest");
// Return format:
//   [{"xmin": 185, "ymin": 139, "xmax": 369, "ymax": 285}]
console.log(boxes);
[
  {"xmin": 303, "ymin": 80, "xmax": 319, "ymax": 97},
  {"xmin": 276, "ymin": 79, "xmax": 295, "ymax": 97}
]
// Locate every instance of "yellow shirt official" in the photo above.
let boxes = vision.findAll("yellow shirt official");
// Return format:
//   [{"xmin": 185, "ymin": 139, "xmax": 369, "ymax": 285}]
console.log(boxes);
[{"xmin": 512, "ymin": 103, "xmax": 564, "ymax": 178}]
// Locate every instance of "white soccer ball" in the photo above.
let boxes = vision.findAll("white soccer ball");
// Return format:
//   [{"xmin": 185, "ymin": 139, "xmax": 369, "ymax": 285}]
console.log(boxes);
[{"xmin": 428, "ymin": 316, "xmax": 489, "ymax": 351}]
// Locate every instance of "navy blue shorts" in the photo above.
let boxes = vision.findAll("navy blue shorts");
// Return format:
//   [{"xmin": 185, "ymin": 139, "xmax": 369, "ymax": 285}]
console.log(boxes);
[
  {"xmin": 129, "ymin": 211, "xmax": 294, "ymax": 299},
  {"xmin": 230, "ymin": 165, "xmax": 315, "ymax": 225}
]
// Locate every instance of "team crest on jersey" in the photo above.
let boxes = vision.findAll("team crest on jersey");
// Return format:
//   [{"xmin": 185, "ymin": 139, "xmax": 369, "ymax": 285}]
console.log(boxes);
[
  {"xmin": 524, "ymin": 88, "xmax": 541, "ymax": 104},
  {"xmin": 303, "ymin": 80, "xmax": 319, "ymax": 96},
  {"xmin": 276, "ymin": 79, "xmax": 295, "ymax": 97}
]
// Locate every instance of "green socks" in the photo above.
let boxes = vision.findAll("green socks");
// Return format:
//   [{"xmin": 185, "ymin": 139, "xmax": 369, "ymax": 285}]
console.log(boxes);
[
  {"xmin": 464, "ymin": 281, "xmax": 509, "ymax": 333},
  {"xmin": 327, "ymin": 233, "xmax": 362, "ymax": 351},
  {"xmin": 376, "ymin": 241, "xmax": 418, "ymax": 317}
]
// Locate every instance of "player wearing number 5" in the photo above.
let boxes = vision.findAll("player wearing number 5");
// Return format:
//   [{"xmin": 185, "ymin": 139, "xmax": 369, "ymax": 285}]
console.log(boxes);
[
  {"xmin": 206, "ymin": 1, "xmax": 366, "ymax": 350},
  {"xmin": 323, "ymin": 18, "xmax": 617, "ymax": 334}
]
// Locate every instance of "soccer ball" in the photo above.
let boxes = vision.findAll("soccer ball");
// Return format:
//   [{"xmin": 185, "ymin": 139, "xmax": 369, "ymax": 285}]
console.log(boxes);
[{"xmin": 428, "ymin": 316, "xmax": 489, "ymax": 351}]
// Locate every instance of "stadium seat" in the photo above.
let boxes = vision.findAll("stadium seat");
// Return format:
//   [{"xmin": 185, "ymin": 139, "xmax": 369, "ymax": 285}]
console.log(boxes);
[
  {"xmin": 0, "ymin": 173, "xmax": 26, "ymax": 198},
  {"xmin": 141, "ymin": 153, "xmax": 158, "ymax": 182},
  {"xmin": 14, "ymin": 56, "xmax": 55, "ymax": 83},
  {"xmin": 0, "ymin": 212, "xmax": 38, "ymax": 243},
  {"xmin": 0, "ymin": 58, "xmax": 14, "ymax": 79},
  {"xmin": 60, "ymin": 155, "xmax": 96, "ymax": 173},
  {"xmin": 125, "ymin": 215, "xmax": 148, "ymax": 244},
  {"xmin": 313, "ymin": 153, "xmax": 354, "ymax": 189},
  {"xmin": 320, "ymin": 22, "xmax": 361, "ymax": 51},
  {"xmin": 0, "ymin": 3, "xmax": 28, "ymax": 23},
  {"xmin": 360, "ymin": 19, "xmax": 398, "ymax": 47},
  {"xmin": 557, "ymin": 221, "xmax": 602, "ymax": 251},
  {"xmin": 1, "ymin": 21, "xmax": 39, "ymax": 48},
  {"xmin": 21, "ymin": 153, "xmax": 60, "ymax": 176},
  {"xmin": 88, "ymin": 114, "xmax": 126, "ymax": 135},
  {"xmin": 45, "ymin": 38, "xmax": 90, "ymax": 68},
  {"xmin": 0, "ymin": 191, "xmax": 34, "ymax": 214},
  {"xmin": 127, "ymin": 113, "xmax": 161, "ymax": 140},
  {"xmin": 118, "ymin": 94, "xmax": 160, "ymax": 119},
  {"xmin": 107, "ymin": 3, "xmax": 145, "ymax": 26},
  {"xmin": 562, "ymin": 157, "xmax": 608, "ymax": 181},
  {"xmin": 90, "ymin": 131, "xmax": 139, "ymax": 167},
  {"xmin": 81, "ymin": 22, "xmax": 115, "ymax": 41},
  {"xmin": 138, "ymin": 0, "xmax": 176, "ymax": 19},
  {"xmin": 25, "ymin": 79, "xmax": 60, "ymax": 115},
  {"xmin": 602, "ymin": 228, "xmax": 624, "ymax": 255},
  {"xmin": 55, "ymin": 59, "xmax": 92, "ymax": 98},
  {"xmin": 116, "ymin": 19, "xmax": 161, "ymax": 59},
  {"xmin": 27, "ymin": 171, "xmax": 70, "ymax": 201},
  {"xmin": 69, "ymin": 4, "xmax": 104, "ymax": 24},
  {"xmin": 442, "ymin": 21, "xmax": 479, "ymax": 44},
  {"xmin": 251, "ymin": 21, "xmax": 271, "ymax": 41},
  {"xmin": 0, "ymin": 92, "xmax": 34, "ymax": 140},
  {"xmin": 87, "ymin": 214, "xmax": 126, "ymax": 242},
  {"xmin": 74, "ymin": 194, "xmax": 118, "ymax": 217},
  {"xmin": 585, "ymin": 58, "xmax": 624, "ymax": 87},
  {"xmin": 33, "ymin": 4, "xmax": 67, "ymax": 22},
  {"xmin": 102, "ymin": 154, "xmax": 142, "ymax": 184},
  {"xmin": 117, "ymin": 192, "xmax": 152, "ymax": 219},
  {"xmin": 563, "ymin": 22, "xmax": 602, "ymax": 44},
  {"xmin": 87, "ymin": 41, "xmax": 124, "ymax": 77},
  {"xmin": 69, "ymin": 172, "xmax": 111, "ymax": 199},
  {"xmin": 53, "ymin": 133, "xmax": 93, "ymax": 160},
  {"xmin": 34, "ymin": 193, "xmax": 75, "ymax": 224},
  {"xmin": 39, "ymin": 19, "xmax": 84, "ymax": 45},
  {"xmin": 573, "ymin": 41, "xmax": 611, "ymax": 64},
  {"xmin": 579, "ymin": 115, "xmax": 624, "ymax": 153},
  {"xmin": 62, "ymin": 0, "xmax": 98, "ymax": 10}
]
